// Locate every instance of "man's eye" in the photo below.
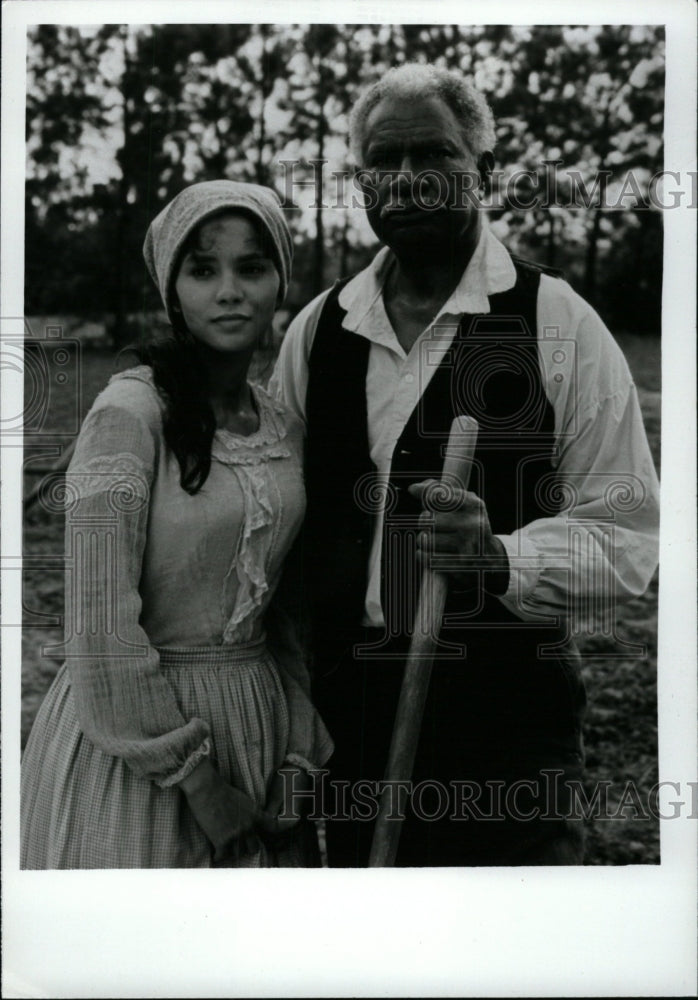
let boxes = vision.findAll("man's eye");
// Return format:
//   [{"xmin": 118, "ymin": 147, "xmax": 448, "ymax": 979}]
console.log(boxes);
[{"xmin": 369, "ymin": 153, "xmax": 393, "ymax": 169}]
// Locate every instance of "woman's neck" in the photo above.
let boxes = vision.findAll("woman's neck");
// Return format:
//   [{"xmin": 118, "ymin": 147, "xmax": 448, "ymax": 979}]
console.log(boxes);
[{"xmin": 198, "ymin": 347, "xmax": 258, "ymax": 432}]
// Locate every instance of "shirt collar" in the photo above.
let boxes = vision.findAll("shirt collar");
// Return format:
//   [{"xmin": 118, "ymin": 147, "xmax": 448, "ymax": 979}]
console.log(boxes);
[{"xmin": 338, "ymin": 225, "xmax": 517, "ymax": 344}]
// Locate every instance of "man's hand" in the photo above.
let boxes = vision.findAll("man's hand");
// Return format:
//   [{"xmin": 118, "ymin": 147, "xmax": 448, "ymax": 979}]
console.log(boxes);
[{"xmin": 408, "ymin": 479, "xmax": 509, "ymax": 591}]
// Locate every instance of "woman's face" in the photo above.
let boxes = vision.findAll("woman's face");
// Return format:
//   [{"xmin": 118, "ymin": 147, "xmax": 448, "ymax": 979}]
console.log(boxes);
[{"xmin": 173, "ymin": 213, "xmax": 280, "ymax": 355}]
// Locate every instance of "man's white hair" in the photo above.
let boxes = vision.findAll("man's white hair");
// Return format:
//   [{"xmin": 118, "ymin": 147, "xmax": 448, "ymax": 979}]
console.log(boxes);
[{"xmin": 349, "ymin": 63, "xmax": 496, "ymax": 163}]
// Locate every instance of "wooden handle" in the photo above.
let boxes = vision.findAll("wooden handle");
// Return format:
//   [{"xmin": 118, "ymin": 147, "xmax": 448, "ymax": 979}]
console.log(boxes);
[{"xmin": 368, "ymin": 415, "xmax": 479, "ymax": 867}]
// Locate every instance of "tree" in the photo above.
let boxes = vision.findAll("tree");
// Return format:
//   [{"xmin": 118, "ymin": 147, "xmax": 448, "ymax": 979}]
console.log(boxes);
[{"xmin": 25, "ymin": 23, "xmax": 665, "ymax": 335}]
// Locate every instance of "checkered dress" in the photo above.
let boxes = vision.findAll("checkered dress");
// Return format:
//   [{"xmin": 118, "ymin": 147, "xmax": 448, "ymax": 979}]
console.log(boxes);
[{"xmin": 21, "ymin": 370, "xmax": 332, "ymax": 869}]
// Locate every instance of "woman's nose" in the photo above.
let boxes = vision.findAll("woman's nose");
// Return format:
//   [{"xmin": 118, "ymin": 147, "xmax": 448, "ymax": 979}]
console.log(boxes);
[{"xmin": 215, "ymin": 271, "xmax": 243, "ymax": 302}]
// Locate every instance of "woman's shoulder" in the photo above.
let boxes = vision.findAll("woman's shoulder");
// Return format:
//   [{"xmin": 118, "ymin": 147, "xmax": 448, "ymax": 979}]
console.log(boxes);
[
  {"xmin": 90, "ymin": 365, "xmax": 165, "ymax": 433},
  {"xmin": 69, "ymin": 366, "xmax": 165, "ymax": 480}
]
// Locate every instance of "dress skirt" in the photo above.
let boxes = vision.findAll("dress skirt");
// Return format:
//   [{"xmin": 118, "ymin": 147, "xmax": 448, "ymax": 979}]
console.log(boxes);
[{"xmin": 21, "ymin": 639, "xmax": 317, "ymax": 869}]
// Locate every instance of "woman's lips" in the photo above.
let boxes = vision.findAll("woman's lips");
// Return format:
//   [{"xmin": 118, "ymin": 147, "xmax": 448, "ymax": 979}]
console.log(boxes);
[{"xmin": 212, "ymin": 314, "xmax": 251, "ymax": 324}]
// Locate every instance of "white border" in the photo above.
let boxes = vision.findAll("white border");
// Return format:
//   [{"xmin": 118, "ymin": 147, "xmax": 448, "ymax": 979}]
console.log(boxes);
[{"xmin": 2, "ymin": 1, "xmax": 696, "ymax": 997}]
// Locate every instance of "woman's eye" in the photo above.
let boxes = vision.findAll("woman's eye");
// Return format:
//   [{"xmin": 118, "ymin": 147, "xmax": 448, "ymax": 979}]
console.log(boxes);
[{"xmin": 191, "ymin": 265, "xmax": 214, "ymax": 277}]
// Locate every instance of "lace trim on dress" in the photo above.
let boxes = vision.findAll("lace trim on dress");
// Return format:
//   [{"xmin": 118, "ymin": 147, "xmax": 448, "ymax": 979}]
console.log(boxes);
[
  {"xmin": 217, "ymin": 386, "xmax": 295, "ymax": 644},
  {"xmin": 221, "ymin": 464, "xmax": 273, "ymax": 643},
  {"xmin": 66, "ymin": 453, "xmax": 151, "ymax": 504},
  {"xmin": 210, "ymin": 384, "xmax": 292, "ymax": 468}
]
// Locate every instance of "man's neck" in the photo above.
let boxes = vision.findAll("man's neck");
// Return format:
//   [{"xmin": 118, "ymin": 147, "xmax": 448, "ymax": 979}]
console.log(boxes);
[{"xmin": 383, "ymin": 228, "xmax": 482, "ymax": 354}]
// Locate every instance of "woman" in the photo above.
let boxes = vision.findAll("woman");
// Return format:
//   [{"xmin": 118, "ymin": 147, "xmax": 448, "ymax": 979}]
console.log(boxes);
[{"xmin": 21, "ymin": 180, "xmax": 332, "ymax": 868}]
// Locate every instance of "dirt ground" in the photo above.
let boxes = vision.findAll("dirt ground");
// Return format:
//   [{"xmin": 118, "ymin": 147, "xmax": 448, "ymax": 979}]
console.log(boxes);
[{"xmin": 20, "ymin": 333, "xmax": 661, "ymax": 864}]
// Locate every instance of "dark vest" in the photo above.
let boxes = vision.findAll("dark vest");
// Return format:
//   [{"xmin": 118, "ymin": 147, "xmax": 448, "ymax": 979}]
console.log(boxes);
[{"xmin": 304, "ymin": 254, "xmax": 567, "ymax": 663}]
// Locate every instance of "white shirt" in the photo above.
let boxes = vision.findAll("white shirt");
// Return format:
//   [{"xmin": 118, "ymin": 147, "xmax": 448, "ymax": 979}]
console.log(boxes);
[{"xmin": 270, "ymin": 227, "xmax": 660, "ymax": 629}]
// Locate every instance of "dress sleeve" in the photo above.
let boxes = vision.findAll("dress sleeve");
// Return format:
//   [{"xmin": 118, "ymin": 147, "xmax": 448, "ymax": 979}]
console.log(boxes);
[
  {"xmin": 62, "ymin": 387, "xmax": 211, "ymax": 787},
  {"xmin": 495, "ymin": 286, "xmax": 660, "ymax": 625}
]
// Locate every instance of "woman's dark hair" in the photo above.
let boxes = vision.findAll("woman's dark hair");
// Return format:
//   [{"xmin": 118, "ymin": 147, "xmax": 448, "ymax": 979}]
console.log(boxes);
[{"xmin": 131, "ymin": 335, "xmax": 213, "ymax": 495}]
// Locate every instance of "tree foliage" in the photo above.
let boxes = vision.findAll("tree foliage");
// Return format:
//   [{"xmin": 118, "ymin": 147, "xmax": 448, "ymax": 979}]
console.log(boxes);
[{"xmin": 25, "ymin": 23, "xmax": 665, "ymax": 341}]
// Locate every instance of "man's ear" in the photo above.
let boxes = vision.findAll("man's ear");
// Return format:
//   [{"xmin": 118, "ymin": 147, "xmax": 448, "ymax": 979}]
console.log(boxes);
[{"xmin": 477, "ymin": 151, "xmax": 495, "ymax": 192}]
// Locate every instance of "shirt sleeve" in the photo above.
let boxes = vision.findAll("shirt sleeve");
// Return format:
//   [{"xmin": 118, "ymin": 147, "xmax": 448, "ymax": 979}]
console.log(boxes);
[
  {"xmin": 495, "ymin": 278, "xmax": 660, "ymax": 624},
  {"xmin": 269, "ymin": 290, "xmax": 331, "ymax": 423},
  {"xmin": 62, "ymin": 384, "xmax": 211, "ymax": 787}
]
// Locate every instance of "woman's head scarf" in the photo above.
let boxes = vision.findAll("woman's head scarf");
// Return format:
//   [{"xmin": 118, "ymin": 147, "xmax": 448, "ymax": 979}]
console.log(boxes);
[{"xmin": 143, "ymin": 180, "xmax": 293, "ymax": 324}]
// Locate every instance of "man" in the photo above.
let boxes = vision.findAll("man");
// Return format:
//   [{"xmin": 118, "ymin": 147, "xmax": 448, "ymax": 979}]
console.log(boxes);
[{"xmin": 271, "ymin": 64, "xmax": 659, "ymax": 866}]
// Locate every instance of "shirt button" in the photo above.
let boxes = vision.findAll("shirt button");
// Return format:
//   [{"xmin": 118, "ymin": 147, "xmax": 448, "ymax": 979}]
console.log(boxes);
[{"xmin": 404, "ymin": 372, "xmax": 415, "ymax": 384}]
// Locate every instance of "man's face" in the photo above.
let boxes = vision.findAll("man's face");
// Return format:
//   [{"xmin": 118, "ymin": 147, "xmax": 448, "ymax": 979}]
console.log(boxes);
[{"xmin": 358, "ymin": 94, "xmax": 485, "ymax": 262}]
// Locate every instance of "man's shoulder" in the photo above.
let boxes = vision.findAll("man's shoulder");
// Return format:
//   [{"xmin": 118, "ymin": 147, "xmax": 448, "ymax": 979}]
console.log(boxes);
[
  {"xmin": 535, "ymin": 269, "xmax": 604, "ymax": 334},
  {"xmin": 509, "ymin": 252, "xmax": 565, "ymax": 282},
  {"xmin": 285, "ymin": 286, "xmax": 335, "ymax": 340},
  {"xmin": 534, "ymin": 272, "xmax": 633, "ymax": 398},
  {"xmin": 284, "ymin": 258, "xmax": 377, "ymax": 347}
]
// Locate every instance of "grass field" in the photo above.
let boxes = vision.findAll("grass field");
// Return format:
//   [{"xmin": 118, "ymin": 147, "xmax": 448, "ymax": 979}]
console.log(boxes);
[{"xmin": 21, "ymin": 332, "xmax": 661, "ymax": 864}]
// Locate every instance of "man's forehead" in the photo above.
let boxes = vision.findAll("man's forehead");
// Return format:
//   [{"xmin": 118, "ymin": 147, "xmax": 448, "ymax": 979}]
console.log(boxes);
[{"xmin": 364, "ymin": 93, "xmax": 464, "ymax": 145}]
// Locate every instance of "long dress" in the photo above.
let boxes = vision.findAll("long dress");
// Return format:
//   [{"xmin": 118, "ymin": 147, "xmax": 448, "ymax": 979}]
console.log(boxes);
[{"xmin": 21, "ymin": 365, "xmax": 332, "ymax": 869}]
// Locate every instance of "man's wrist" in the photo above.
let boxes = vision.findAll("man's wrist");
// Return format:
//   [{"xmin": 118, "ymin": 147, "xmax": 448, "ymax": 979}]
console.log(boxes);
[{"xmin": 483, "ymin": 535, "xmax": 510, "ymax": 596}]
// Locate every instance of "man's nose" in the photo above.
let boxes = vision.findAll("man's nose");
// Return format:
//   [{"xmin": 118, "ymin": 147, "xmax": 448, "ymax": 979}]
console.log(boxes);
[
  {"xmin": 391, "ymin": 153, "xmax": 419, "ymax": 183},
  {"xmin": 391, "ymin": 154, "xmax": 415, "ymax": 198},
  {"xmin": 398, "ymin": 153, "xmax": 414, "ymax": 174}
]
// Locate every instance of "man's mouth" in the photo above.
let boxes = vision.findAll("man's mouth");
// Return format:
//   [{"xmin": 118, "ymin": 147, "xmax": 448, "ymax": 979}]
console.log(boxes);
[{"xmin": 380, "ymin": 203, "xmax": 444, "ymax": 222}]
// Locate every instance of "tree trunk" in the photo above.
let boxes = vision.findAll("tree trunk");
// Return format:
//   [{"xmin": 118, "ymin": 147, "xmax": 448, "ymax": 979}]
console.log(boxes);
[
  {"xmin": 338, "ymin": 210, "xmax": 351, "ymax": 279},
  {"xmin": 584, "ymin": 205, "xmax": 603, "ymax": 303},
  {"xmin": 110, "ymin": 30, "xmax": 133, "ymax": 349},
  {"xmin": 585, "ymin": 108, "xmax": 611, "ymax": 306},
  {"xmin": 546, "ymin": 212, "xmax": 556, "ymax": 267},
  {"xmin": 313, "ymin": 110, "xmax": 326, "ymax": 297},
  {"xmin": 256, "ymin": 25, "xmax": 268, "ymax": 184}
]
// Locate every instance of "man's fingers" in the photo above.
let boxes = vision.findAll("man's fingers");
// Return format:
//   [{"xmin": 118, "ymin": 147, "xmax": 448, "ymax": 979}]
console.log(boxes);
[
  {"xmin": 410, "ymin": 480, "xmax": 479, "ymax": 512},
  {"xmin": 417, "ymin": 529, "xmax": 462, "ymax": 552},
  {"xmin": 408, "ymin": 480, "xmax": 440, "ymax": 506},
  {"xmin": 418, "ymin": 509, "xmax": 481, "ymax": 531}
]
